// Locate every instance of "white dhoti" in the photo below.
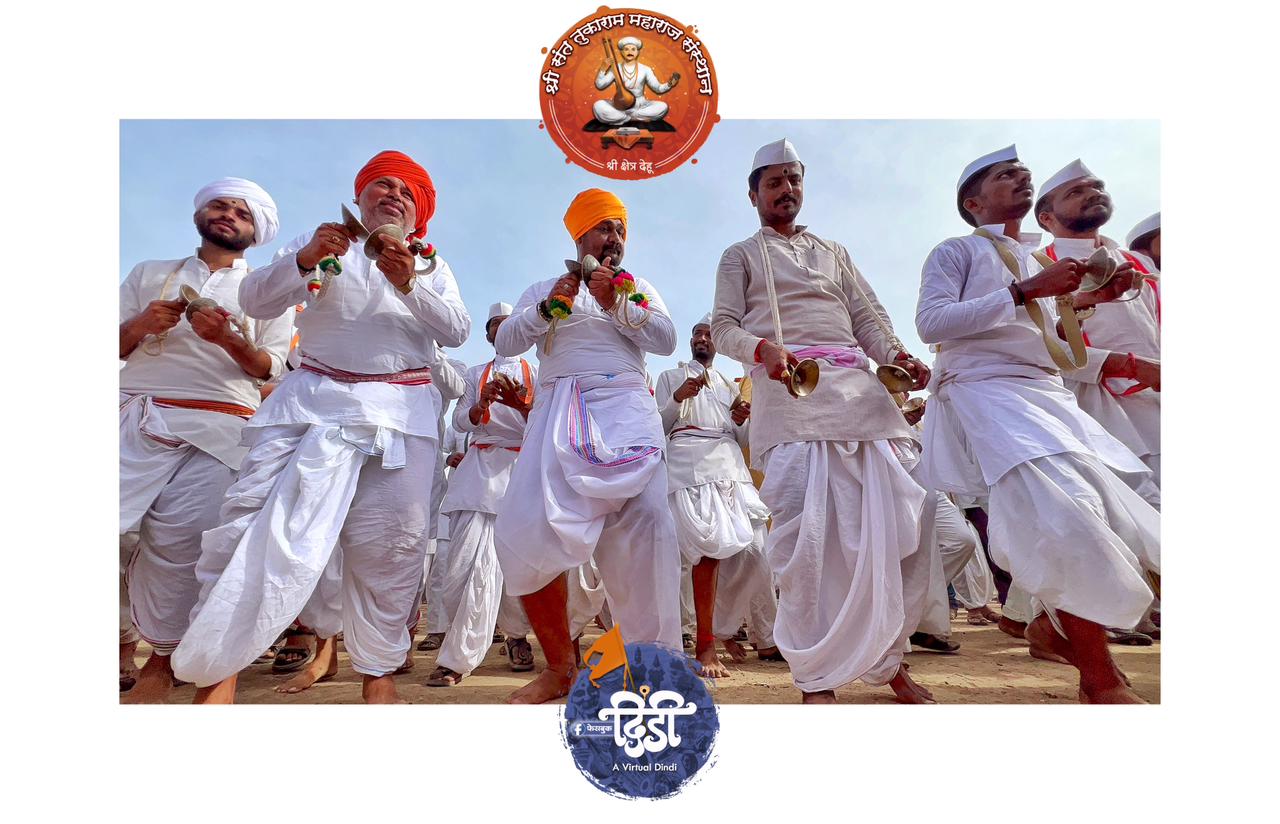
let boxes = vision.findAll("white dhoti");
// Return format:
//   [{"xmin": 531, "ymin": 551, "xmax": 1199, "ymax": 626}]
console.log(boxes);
[
  {"xmin": 592, "ymin": 97, "xmax": 668, "ymax": 124},
  {"xmin": 951, "ymin": 541, "xmax": 996, "ymax": 610},
  {"xmin": 760, "ymin": 439, "xmax": 926, "ymax": 692},
  {"xmin": 172, "ymin": 423, "xmax": 432, "ymax": 685},
  {"xmin": 915, "ymin": 491, "xmax": 981, "ymax": 636},
  {"xmin": 670, "ymin": 480, "xmax": 775, "ymax": 643},
  {"xmin": 988, "ymin": 452, "xmax": 1159, "ymax": 630},
  {"xmin": 495, "ymin": 375, "xmax": 681, "ymax": 648},
  {"xmin": 711, "ymin": 526, "xmax": 778, "ymax": 646},
  {"xmin": 120, "ymin": 396, "xmax": 235, "ymax": 655}
]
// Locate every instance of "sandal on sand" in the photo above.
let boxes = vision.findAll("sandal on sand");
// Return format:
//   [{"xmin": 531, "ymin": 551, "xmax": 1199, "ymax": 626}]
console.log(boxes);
[
  {"xmin": 272, "ymin": 629, "xmax": 316, "ymax": 674},
  {"xmin": 507, "ymin": 637, "xmax": 535, "ymax": 672},
  {"xmin": 425, "ymin": 665, "xmax": 465, "ymax": 687},
  {"xmin": 1106, "ymin": 628, "xmax": 1154, "ymax": 646},
  {"xmin": 682, "ymin": 633, "xmax": 695, "ymax": 651},
  {"xmin": 910, "ymin": 632, "xmax": 961, "ymax": 653},
  {"xmin": 967, "ymin": 613, "xmax": 991, "ymax": 626},
  {"xmin": 417, "ymin": 632, "xmax": 445, "ymax": 652},
  {"xmin": 254, "ymin": 643, "xmax": 280, "ymax": 664}
]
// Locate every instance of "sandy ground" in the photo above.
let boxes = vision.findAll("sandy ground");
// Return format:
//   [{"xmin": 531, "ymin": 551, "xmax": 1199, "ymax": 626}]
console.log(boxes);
[{"xmin": 123, "ymin": 613, "xmax": 1160, "ymax": 705}]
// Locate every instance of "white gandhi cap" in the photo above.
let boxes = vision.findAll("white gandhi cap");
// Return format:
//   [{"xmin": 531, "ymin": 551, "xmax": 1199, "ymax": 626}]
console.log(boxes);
[
  {"xmin": 751, "ymin": 138, "xmax": 802, "ymax": 175},
  {"xmin": 956, "ymin": 144, "xmax": 1018, "ymax": 224},
  {"xmin": 1126, "ymin": 212, "xmax": 1160, "ymax": 248}
]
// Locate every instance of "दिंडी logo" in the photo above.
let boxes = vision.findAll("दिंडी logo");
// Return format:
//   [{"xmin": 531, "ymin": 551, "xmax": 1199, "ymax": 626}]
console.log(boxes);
[
  {"xmin": 538, "ymin": 7, "xmax": 720, "ymax": 180},
  {"xmin": 562, "ymin": 625, "xmax": 719, "ymax": 799}
]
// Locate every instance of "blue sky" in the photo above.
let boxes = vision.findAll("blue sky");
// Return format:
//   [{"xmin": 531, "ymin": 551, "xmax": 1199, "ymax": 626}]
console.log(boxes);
[{"xmin": 121, "ymin": 119, "xmax": 1158, "ymax": 379}]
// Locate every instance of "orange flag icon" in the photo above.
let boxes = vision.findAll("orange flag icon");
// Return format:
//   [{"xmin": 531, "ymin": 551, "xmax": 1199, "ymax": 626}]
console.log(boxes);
[{"xmin": 583, "ymin": 625, "xmax": 632, "ymax": 690}]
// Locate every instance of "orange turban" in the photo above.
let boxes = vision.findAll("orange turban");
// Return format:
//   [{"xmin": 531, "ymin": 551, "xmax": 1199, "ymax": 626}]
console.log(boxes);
[
  {"xmin": 354, "ymin": 150, "xmax": 437, "ymax": 241},
  {"xmin": 563, "ymin": 188, "xmax": 627, "ymax": 241}
]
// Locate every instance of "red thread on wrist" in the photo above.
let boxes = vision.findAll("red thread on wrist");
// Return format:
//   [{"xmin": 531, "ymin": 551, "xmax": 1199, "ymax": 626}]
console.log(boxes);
[{"xmin": 753, "ymin": 339, "xmax": 767, "ymax": 363}]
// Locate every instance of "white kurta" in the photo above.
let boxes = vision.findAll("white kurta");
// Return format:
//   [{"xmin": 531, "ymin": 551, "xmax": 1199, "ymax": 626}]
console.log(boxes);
[
  {"xmin": 713, "ymin": 228, "xmax": 928, "ymax": 690},
  {"xmin": 172, "ymin": 231, "xmax": 470, "ymax": 685},
  {"xmin": 434, "ymin": 355, "xmax": 538, "ymax": 675},
  {"xmin": 119, "ymin": 255, "xmax": 293, "ymax": 654},
  {"xmin": 916, "ymin": 225, "xmax": 1160, "ymax": 631},
  {"xmin": 655, "ymin": 361, "xmax": 776, "ymax": 642},
  {"xmin": 1049, "ymin": 237, "xmax": 1161, "ymax": 495},
  {"xmin": 593, "ymin": 62, "xmax": 672, "ymax": 124},
  {"xmin": 493, "ymin": 269, "xmax": 681, "ymax": 649}
]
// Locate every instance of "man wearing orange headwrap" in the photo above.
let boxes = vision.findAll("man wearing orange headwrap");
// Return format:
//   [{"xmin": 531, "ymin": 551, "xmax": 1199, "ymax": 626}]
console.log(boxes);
[
  {"xmin": 173, "ymin": 150, "xmax": 471, "ymax": 704},
  {"xmin": 492, "ymin": 188, "xmax": 682, "ymax": 704}
]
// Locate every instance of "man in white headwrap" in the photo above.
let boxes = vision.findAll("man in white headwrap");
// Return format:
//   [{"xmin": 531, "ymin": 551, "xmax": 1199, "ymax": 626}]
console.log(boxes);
[
  {"xmin": 655, "ymin": 314, "xmax": 778, "ymax": 678},
  {"xmin": 172, "ymin": 151, "xmax": 470, "ymax": 703},
  {"xmin": 494, "ymin": 188, "xmax": 681, "ymax": 704},
  {"xmin": 1126, "ymin": 212, "xmax": 1161, "ymax": 272},
  {"xmin": 1034, "ymin": 161, "xmax": 1162, "ymax": 505},
  {"xmin": 916, "ymin": 145, "xmax": 1159, "ymax": 702},
  {"xmin": 119, "ymin": 177, "xmax": 293, "ymax": 702},
  {"xmin": 425, "ymin": 303, "xmax": 542, "ymax": 686},
  {"xmin": 592, "ymin": 36, "xmax": 681, "ymax": 125},
  {"xmin": 712, "ymin": 139, "xmax": 937, "ymax": 704}
]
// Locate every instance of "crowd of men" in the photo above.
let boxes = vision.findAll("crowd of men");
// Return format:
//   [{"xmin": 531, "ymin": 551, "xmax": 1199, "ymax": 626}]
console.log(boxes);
[{"xmin": 119, "ymin": 140, "xmax": 1161, "ymax": 704}]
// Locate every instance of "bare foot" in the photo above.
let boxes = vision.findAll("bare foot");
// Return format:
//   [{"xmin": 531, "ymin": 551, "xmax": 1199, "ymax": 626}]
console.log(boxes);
[
  {"xmin": 362, "ymin": 674, "xmax": 402, "ymax": 704},
  {"xmin": 506, "ymin": 666, "xmax": 576, "ymax": 704},
  {"xmin": 978, "ymin": 606, "xmax": 1002, "ymax": 623},
  {"xmin": 120, "ymin": 640, "xmax": 140, "ymax": 693},
  {"xmin": 193, "ymin": 675, "xmax": 238, "ymax": 704},
  {"xmin": 801, "ymin": 689, "xmax": 837, "ymax": 704},
  {"xmin": 1079, "ymin": 683, "xmax": 1148, "ymax": 704},
  {"xmin": 1025, "ymin": 614, "xmax": 1074, "ymax": 666},
  {"xmin": 722, "ymin": 637, "xmax": 749, "ymax": 664},
  {"xmin": 889, "ymin": 665, "xmax": 937, "ymax": 704},
  {"xmin": 997, "ymin": 617, "xmax": 1027, "ymax": 639},
  {"xmin": 275, "ymin": 636, "xmax": 338, "ymax": 694},
  {"xmin": 966, "ymin": 608, "xmax": 991, "ymax": 625},
  {"xmin": 756, "ymin": 645, "xmax": 785, "ymax": 661},
  {"xmin": 125, "ymin": 652, "xmax": 175, "ymax": 704},
  {"xmin": 695, "ymin": 646, "xmax": 731, "ymax": 679}
]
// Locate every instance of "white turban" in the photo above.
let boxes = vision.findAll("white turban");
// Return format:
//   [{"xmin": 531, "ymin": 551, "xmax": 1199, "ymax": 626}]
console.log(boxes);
[
  {"xmin": 193, "ymin": 177, "xmax": 279, "ymax": 247},
  {"xmin": 618, "ymin": 36, "xmax": 642, "ymax": 49}
]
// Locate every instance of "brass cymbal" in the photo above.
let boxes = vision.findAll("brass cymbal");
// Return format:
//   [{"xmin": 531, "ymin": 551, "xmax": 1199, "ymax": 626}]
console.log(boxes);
[
  {"xmin": 179, "ymin": 284, "xmax": 219, "ymax": 320},
  {"xmin": 1078, "ymin": 247, "xmax": 1118, "ymax": 292},
  {"xmin": 364, "ymin": 224, "xmax": 406, "ymax": 258},
  {"xmin": 341, "ymin": 204, "xmax": 370, "ymax": 240}
]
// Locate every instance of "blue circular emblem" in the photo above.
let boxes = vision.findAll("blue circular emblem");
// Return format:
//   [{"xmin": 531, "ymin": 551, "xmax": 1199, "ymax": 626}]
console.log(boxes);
[{"xmin": 563, "ymin": 641, "xmax": 719, "ymax": 799}]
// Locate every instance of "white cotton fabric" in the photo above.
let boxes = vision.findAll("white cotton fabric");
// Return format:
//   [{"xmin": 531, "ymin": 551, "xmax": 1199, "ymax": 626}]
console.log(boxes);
[
  {"xmin": 710, "ymin": 526, "xmax": 777, "ymax": 646},
  {"xmin": 494, "ymin": 373, "xmax": 681, "ymax": 648},
  {"xmin": 751, "ymin": 138, "xmax": 801, "ymax": 173},
  {"xmin": 193, "ymin": 177, "xmax": 280, "ymax": 247},
  {"xmin": 760, "ymin": 439, "xmax": 926, "ymax": 692},
  {"xmin": 122, "ymin": 429, "xmax": 233, "ymax": 654},
  {"xmin": 1037, "ymin": 159, "xmax": 1095, "ymax": 204},
  {"xmin": 1051, "ymin": 237, "xmax": 1161, "ymax": 491},
  {"xmin": 119, "ymin": 259, "xmax": 293, "ymax": 468},
  {"xmin": 914, "ymin": 491, "xmax": 980, "ymax": 636},
  {"xmin": 172, "ymin": 424, "xmax": 433, "ymax": 685},
  {"xmin": 952, "ymin": 543, "xmax": 996, "ymax": 610},
  {"xmin": 987, "ymin": 451, "xmax": 1159, "ymax": 630},
  {"xmin": 670, "ymin": 481, "xmax": 769, "ymax": 564},
  {"xmin": 297, "ymin": 546, "xmax": 344, "ymax": 639}
]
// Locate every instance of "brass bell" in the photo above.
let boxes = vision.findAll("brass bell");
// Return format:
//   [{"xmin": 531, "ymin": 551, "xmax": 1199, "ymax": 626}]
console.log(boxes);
[
  {"xmin": 784, "ymin": 358, "xmax": 821, "ymax": 398},
  {"xmin": 876, "ymin": 363, "xmax": 916, "ymax": 393},
  {"xmin": 364, "ymin": 223, "xmax": 406, "ymax": 258},
  {"xmin": 901, "ymin": 396, "xmax": 925, "ymax": 414}
]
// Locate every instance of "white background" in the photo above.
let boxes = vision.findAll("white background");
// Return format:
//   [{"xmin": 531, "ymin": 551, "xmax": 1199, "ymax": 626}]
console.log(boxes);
[{"xmin": 3, "ymin": 0, "xmax": 1275, "ymax": 819}]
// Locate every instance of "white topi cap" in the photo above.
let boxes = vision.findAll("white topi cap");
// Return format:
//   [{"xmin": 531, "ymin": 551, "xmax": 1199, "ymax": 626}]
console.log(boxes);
[
  {"xmin": 1037, "ymin": 159, "xmax": 1097, "ymax": 206},
  {"xmin": 1126, "ymin": 212, "xmax": 1161, "ymax": 248},
  {"xmin": 488, "ymin": 301, "xmax": 514, "ymax": 321},
  {"xmin": 751, "ymin": 138, "xmax": 802, "ymax": 175},
  {"xmin": 956, "ymin": 144, "xmax": 1018, "ymax": 223},
  {"xmin": 694, "ymin": 312, "xmax": 712, "ymax": 328},
  {"xmin": 617, "ymin": 36, "xmax": 642, "ymax": 49}
]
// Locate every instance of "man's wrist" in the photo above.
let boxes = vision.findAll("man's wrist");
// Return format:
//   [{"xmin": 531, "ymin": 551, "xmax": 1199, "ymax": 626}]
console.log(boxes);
[
  {"xmin": 1009, "ymin": 282, "xmax": 1026, "ymax": 306},
  {"xmin": 753, "ymin": 339, "xmax": 769, "ymax": 363}
]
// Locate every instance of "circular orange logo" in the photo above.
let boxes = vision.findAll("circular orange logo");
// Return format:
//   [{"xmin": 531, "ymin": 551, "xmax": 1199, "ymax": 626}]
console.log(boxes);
[{"xmin": 538, "ymin": 7, "xmax": 719, "ymax": 180}]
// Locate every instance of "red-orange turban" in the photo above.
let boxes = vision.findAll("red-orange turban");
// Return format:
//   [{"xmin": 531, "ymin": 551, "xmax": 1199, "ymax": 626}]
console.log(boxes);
[
  {"xmin": 563, "ymin": 188, "xmax": 627, "ymax": 241},
  {"xmin": 354, "ymin": 150, "xmax": 436, "ymax": 241}
]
